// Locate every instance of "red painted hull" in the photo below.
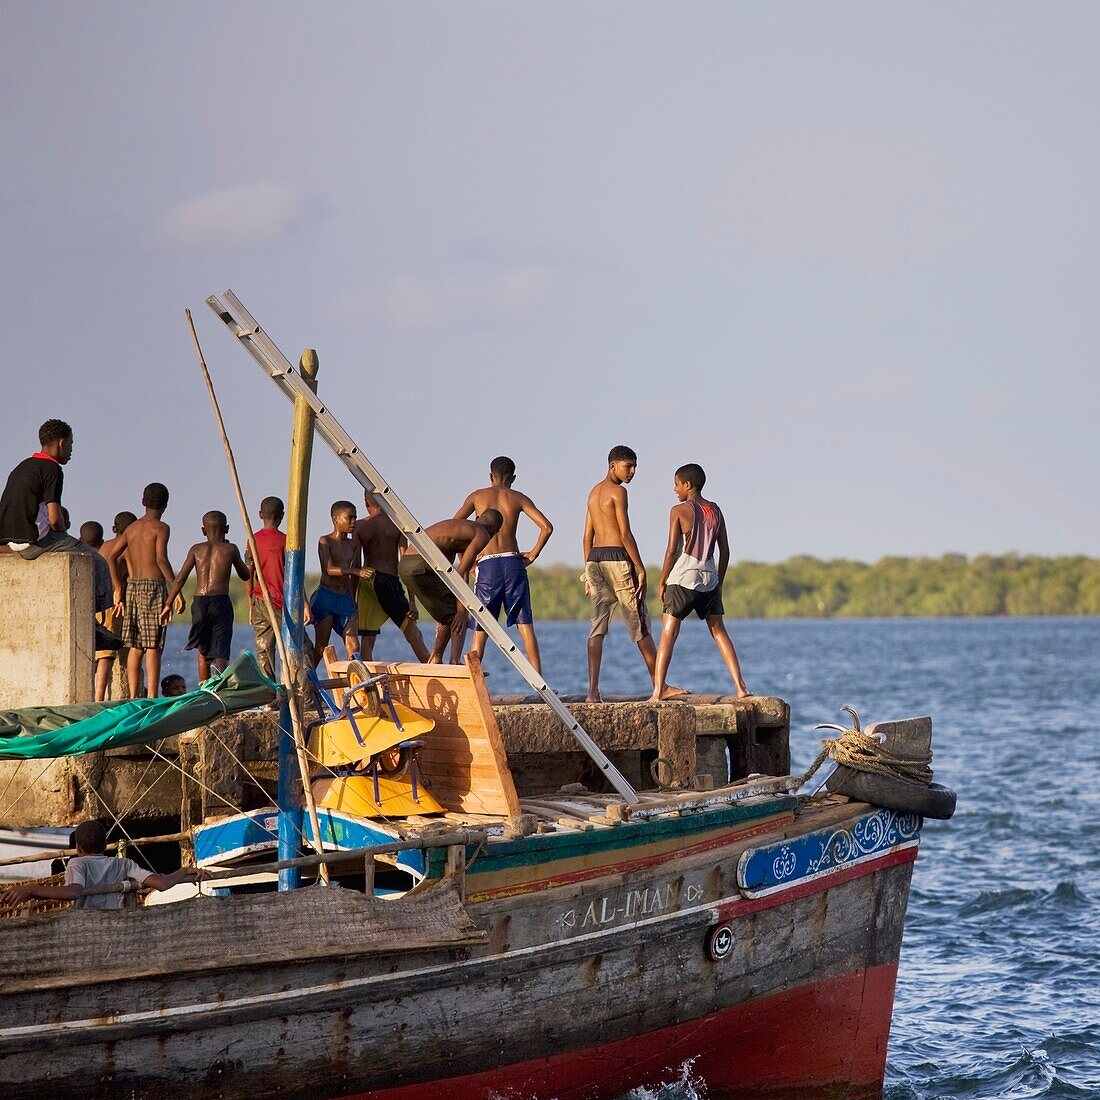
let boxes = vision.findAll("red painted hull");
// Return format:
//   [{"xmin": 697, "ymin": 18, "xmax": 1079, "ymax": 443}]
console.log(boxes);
[{"xmin": 353, "ymin": 964, "xmax": 899, "ymax": 1100}]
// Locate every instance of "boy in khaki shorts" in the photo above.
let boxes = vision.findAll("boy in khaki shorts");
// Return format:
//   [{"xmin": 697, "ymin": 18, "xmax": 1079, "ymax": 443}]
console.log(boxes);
[{"xmin": 582, "ymin": 445, "xmax": 666, "ymax": 701}]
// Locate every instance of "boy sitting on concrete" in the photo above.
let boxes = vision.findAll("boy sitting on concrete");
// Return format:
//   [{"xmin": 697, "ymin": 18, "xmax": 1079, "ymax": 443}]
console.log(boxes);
[{"xmin": 0, "ymin": 419, "xmax": 77, "ymax": 558}]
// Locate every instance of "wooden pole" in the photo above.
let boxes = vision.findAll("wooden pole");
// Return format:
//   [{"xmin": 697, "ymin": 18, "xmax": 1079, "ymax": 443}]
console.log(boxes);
[
  {"xmin": 184, "ymin": 311, "xmax": 329, "ymax": 886},
  {"xmin": 278, "ymin": 348, "xmax": 319, "ymax": 889},
  {"xmin": 283, "ymin": 348, "xmax": 318, "ymax": 660}
]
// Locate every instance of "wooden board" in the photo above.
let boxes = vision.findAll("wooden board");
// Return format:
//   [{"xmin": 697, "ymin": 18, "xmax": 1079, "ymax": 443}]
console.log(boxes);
[{"xmin": 323, "ymin": 649, "xmax": 521, "ymax": 825}]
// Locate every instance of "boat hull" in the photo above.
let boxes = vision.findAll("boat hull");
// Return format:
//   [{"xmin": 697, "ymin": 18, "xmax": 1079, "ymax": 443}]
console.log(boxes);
[
  {"xmin": 0, "ymin": 804, "xmax": 917, "ymax": 1099},
  {"xmin": 361, "ymin": 963, "xmax": 901, "ymax": 1100}
]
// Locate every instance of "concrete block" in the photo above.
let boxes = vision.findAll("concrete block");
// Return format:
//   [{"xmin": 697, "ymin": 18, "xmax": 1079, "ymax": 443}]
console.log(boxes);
[{"xmin": 0, "ymin": 554, "xmax": 95, "ymax": 708}]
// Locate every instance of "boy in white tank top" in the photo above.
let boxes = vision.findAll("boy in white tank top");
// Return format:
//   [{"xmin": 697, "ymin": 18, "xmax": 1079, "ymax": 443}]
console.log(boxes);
[{"xmin": 650, "ymin": 463, "xmax": 751, "ymax": 701}]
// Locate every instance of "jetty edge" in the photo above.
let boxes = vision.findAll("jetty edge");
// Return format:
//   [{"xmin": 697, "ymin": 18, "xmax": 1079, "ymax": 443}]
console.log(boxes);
[{"xmin": 0, "ymin": 294, "xmax": 954, "ymax": 1098}]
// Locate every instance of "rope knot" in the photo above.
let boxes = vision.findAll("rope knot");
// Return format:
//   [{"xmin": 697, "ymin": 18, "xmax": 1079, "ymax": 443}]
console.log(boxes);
[{"xmin": 797, "ymin": 708, "xmax": 934, "ymax": 791}]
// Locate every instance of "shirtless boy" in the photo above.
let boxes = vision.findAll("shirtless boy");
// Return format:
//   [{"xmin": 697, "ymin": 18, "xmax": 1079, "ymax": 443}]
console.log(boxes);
[
  {"xmin": 162, "ymin": 511, "xmax": 250, "ymax": 682},
  {"xmin": 454, "ymin": 457, "xmax": 553, "ymax": 674},
  {"xmin": 309, "ymin": 500, "xmax": 361, "ymax": 666},
  {"xmin": 95, "ymin": 511, "xmax": 136, "ymax": 701},
  {"xmin": 582, "ymin": 445, "xmax": 661, "ymax": 701},
  {"xmin": 353, "ymin": 492, "xmax": 430, "ymax": 662},
  {"xmin": 650, "ymin": 464, "xmax": 750, "ymax": 702},
  {"xmin": 104, "ymin": 484, "xmax": 181, "ymax": 698},
  {"xmin": 399, "ymin": 511, "xmax": 503, "ymax": 663}
]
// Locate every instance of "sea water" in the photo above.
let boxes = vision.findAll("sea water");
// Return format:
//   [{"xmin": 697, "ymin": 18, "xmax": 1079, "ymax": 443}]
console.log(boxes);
[{"xmin": 163, "ymin": 617, "xmax": 1100, "ymax": 1098}]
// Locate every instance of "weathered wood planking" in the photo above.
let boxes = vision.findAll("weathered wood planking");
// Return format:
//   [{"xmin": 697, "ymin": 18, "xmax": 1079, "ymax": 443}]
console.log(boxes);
[
  {"xmin": 323, "ymin": 649, "xmax": 522, "ymax": 825},
  {"xmin": 0, "ymin": 798, "xmax": 918, "ymax": 1099}
]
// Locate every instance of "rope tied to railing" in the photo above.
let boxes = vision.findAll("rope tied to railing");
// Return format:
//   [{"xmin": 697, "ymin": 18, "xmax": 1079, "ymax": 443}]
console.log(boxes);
[{"xmin": 795, "ymin": 706, "xmax": 932, "ymax": 791}]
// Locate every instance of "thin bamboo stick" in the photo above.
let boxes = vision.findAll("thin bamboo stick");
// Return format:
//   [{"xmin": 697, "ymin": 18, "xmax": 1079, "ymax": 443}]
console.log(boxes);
[{"xmin": 184, "ymin": 310, "xmax": 330, "ymax": 884}]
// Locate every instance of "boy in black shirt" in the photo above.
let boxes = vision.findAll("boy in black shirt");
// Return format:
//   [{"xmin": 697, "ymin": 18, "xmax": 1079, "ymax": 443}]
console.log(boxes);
[{"xmin": 0, "ymin": 419, "xmax": 78, "ymax": 559}]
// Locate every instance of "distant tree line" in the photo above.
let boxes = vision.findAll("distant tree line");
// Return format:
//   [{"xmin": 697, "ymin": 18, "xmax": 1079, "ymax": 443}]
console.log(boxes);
[
  {"xmin": 531, "ymin": 554, "xmax": 1100, "ymax": 619},
  {"xmin": 187, "ymin": 554, "xmax": 1100, "ymax": 626}
]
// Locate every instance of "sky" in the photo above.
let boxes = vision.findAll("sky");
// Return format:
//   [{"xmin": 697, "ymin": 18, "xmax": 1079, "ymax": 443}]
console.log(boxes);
[{"xmin": 3, "ymin": 3, "xmax": 1099, "ymax": 567}]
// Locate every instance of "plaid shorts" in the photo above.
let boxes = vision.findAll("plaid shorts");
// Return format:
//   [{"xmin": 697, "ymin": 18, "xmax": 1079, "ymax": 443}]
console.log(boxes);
[{"xmin": 123, "ymin": 578, "xmax": 168, "ymax": 651}]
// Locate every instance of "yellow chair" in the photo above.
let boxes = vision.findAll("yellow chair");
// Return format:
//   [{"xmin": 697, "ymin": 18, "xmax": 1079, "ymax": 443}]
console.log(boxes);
[{"xmin": 306, "ymin": 661, "xmax": 438, "ymax": 818}]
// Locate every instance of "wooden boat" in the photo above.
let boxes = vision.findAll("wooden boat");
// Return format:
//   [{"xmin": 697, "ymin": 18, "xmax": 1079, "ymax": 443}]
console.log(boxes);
[{"xmin": 0, "ymin": 653, "xmax": 927, "ymax": 1099}]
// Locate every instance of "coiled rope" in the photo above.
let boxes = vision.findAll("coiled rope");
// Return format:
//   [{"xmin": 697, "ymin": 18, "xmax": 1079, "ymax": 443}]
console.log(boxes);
[{"xmin": 797, "ymin": 724, "xmax": 932, "ymax": 790}]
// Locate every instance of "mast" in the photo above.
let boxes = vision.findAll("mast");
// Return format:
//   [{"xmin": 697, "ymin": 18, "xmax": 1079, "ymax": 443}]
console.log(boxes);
[{"xmin": 277, "ymin": 349, "xmax": 320, "ymax": 890}]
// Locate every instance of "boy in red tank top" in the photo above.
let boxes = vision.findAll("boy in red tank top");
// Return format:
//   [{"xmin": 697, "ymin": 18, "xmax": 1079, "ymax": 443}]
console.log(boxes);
[{"xmin": 246, "ymin": 496, "xmax": 287, "ymax": 680}]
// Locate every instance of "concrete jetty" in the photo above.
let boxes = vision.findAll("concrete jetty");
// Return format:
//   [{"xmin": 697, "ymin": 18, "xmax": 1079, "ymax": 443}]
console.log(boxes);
[{"xmin": 0, "ymin": 559, "xmax": 790, "ymax": 830}]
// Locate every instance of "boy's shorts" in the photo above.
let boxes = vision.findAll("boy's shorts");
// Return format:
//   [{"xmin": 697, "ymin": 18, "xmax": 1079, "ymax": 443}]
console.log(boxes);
[
  {"xmin": 399, "ymin": 556, "xmax": 457, "ymax": 625},
  {"xmin": 123, "ymin": 578, "xmax": 168, "ymax": 651},
  {"xmin": 585, "ymin": 548, "xmax": 650, "ymax": 643},
  {"xmin": 663, "ymin": 583, "xmax": 724, "ymax": 621},
  {"xmin": 95, "ymin": 607, "xmax": 123, "ymax": 661},
  {"xmin": 185, "ymin": 594, "xmax": 234, "ymax": 661},
  {"xmin": 309, "ymin": 587, "xmax": 357, "ymax": 635},
  {"xmin": 357, "ymin": 572, "xmax": 411, "ymax": 636},
  {"xmin": 473, "ymin": 552, "xmax": 533, "ymax": 631}
]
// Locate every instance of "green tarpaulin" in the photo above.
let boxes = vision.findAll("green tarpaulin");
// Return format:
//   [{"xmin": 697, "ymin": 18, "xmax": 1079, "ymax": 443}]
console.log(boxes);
[{"xmin": 0, "ymin": 652, "xmax": 280, "ymax": 760}]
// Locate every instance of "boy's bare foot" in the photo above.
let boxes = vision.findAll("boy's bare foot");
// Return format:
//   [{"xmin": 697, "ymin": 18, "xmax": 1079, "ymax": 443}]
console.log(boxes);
[
  {"xmin": 585, "ymin": 693, "xmax": 602, "ymax": 703},
  {"xmin": 649, "ymin": 685, "xmax": 690, "ymax": 702}
]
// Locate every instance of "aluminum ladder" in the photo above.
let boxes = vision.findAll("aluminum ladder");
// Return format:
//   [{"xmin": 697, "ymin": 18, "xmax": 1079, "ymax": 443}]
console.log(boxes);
[{"xmin": 206, "ymin": 290, "xmax": 640, "ymax": 804}]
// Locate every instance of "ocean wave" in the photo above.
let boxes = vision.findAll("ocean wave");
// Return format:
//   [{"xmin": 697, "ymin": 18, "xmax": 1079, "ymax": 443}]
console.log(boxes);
[
  {"xmin": 958, "ymin": 881, "xmax": 1088, "ymax": 917},
  {"xmin": 885, "ymin": 1039, "xmax": 1100, "ymax": 1098}
]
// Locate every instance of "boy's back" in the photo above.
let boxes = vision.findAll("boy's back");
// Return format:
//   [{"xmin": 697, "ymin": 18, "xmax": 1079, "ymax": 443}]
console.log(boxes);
[
  {"xmin": 189, "ymin": 538, "xmax": 245, "ymax": 595},
  {"xmin": 586, "ymin": 479, "xmax": 631, "ymax": 548},
  {"xmin": 421, "ymin": 517, "xmax": 486, "ymax": 561},
  {"xmin": 65, "ymin": 853, "xmax": 151, "ymax": 910},
  {"xmin": 460, "ymin": 485, "xmax": 529, "ymax": 556},
  {"xmin": 354, "ymin": 512, "xmax": 403, "ymax": 575},
  {"xmin": 100, "ymin": 533, "xmax": 129, "ymax": 582},
  {"xmin": 124, "ymin": 514, "xmax": 171, "ymax": 579},
  {"xmin": 667, "ymin": 495, "xmax": 723, "ymax": 590}
]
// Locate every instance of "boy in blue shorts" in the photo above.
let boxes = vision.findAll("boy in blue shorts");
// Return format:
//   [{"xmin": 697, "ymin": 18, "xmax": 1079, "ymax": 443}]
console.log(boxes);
[
  {"xmin": 309, "ymin": 500, "xmax": 361, "ymax": 667},
  {"xmin": 454, "ymin": 456, "xmax": 553, "ymax": 674}
]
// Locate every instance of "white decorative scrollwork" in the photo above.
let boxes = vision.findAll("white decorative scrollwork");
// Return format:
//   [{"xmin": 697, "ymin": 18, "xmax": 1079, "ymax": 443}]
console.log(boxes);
[
  {"xmin": 772, "ymin": 847, "xmax": 797, "ymax": 879},
  {"xmin": 738, "ymin": 808, "xmax": 921, "ymax": 899},
  {"xmin": 805, "ymin": 810, "xmax": 910, "ymax": 875}
]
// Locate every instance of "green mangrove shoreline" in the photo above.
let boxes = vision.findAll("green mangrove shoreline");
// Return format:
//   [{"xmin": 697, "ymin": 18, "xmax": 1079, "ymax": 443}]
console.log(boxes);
[{"xmin": 177, "ymin": 554, "xmax": 1100, "ymax": 623}]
